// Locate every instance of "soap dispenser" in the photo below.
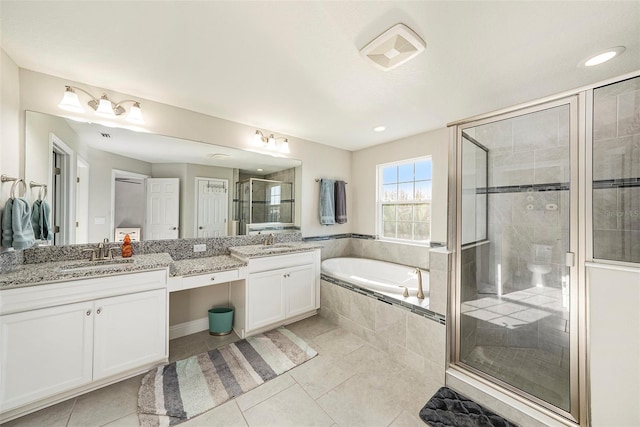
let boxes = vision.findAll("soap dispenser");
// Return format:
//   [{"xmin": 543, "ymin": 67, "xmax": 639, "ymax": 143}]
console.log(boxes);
[{"xmin": 121, "ymin": 234, "xmax": 133, "ymax": 258}]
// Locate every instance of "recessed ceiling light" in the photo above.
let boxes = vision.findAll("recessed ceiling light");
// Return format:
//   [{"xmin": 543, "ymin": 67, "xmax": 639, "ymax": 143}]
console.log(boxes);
[
  {"xmin": 373, "ymin": 126, "xmax": 386, "ymax": 132},
  {"xmin": 579, "ymin": 46, "xmax": 625, "ymax": 67},
  {"xmin": 257, "ymin": 168, "xmax": 264, "ymax": 172},
  {"xmin": 207, "ymin": 153, "xmax": 231, "ymax": 159}
]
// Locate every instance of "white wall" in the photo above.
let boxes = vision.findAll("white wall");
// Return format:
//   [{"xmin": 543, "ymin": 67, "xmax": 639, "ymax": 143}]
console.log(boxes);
[
  {"xmin": 0, "ymin": 50, "xmax": 20, "ymax": 213},
  {"xmin": 16, "ymin": 69, "xmax": 352, "ymax": 238},
  {"xmin": 351, "ymin": 127, "xmax": 449, "ymax": 243},
  {"xmin": 588, "ymin": 264, "xmax": 640, "ymax": 426}
]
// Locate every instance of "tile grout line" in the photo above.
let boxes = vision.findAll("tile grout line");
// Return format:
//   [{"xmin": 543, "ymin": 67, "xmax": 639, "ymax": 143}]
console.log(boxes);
[{"xmin": 64, "ymin": 398, "xmax": 77, "ymax": 427}]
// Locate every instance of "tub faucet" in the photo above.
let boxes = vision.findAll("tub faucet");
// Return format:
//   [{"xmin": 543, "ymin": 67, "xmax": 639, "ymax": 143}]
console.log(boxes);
[{"xmin": 414, "ymin": 268, "xmax": 425, "ymax": 299}]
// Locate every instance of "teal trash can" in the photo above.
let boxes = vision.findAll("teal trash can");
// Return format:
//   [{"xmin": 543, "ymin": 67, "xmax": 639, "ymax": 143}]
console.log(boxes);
[{"xmin": 208, "ymin": 307, "xmax": 234, "ymax": 336}]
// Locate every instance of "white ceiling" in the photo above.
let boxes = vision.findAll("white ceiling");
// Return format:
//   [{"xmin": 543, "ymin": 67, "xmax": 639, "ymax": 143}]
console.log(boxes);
[{"xmin": 2, "ymin": 1, "xmax": 640, "ymax": 151}]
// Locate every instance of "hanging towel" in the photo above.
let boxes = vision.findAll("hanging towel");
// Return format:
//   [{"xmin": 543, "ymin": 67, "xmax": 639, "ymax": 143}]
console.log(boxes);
[
  {"xmin": 11, "ymin": 198, "xmax": 35, "ymax": 249},
  {"xmin": 2, "ymin": 198, "xmax": 14, "ymax": 248},
  {"xmin": 31, "ymin": 200, "xmax": 52, "ymax": 241},
  {"xmin": 40, "ymin": 200, "xmax": 52, "ymax": 240},
  {"xmin": 334, "ymin": 180, "xmax": 347, "ymax": 224},
  {"xmin": 319, "ymin": 178, "xmax": 335, "ymax": 225}
]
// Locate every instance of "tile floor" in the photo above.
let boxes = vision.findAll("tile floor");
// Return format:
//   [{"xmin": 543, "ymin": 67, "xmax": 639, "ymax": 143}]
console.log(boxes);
[{"xmin": 2, "ymin": 315, "xmax": 441, "ymax": 427}]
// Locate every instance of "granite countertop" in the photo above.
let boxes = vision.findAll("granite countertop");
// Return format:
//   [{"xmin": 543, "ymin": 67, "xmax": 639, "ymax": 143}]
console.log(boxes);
[
  {"xmin": 170, "ymin": 255, "xmax": 247, "ymax": 277},
  {"xmin": 228, "ymin": 241, "xmax": 323, "ymax": 259},
  {"xmin": 0, "ymin": 253, "xmax": 174, "ymax": 290}
]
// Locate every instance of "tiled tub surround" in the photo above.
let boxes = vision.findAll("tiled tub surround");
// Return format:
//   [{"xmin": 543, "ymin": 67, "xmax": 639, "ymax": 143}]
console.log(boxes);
[
  {"xmin": 319, "ymin": 247, "xmax": 450, "ymax": 386},
  {"xmin": 305, "ymin": 233, "xmax": 444, "ymax": 270},
  {"xmin": 592, "ymin": 76, "xmax": 640, "ymax": 263}
]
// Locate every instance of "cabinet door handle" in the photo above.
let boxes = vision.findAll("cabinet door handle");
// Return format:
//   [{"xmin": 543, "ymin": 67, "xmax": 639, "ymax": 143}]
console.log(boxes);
[
  {"xmin": 96, "ymin": 308, "xmax": 102, "ymax": 315},
  {"xmin": 210, "ymin": 276, "xmax": 216, "ymax": 281},
  {"xmin": 86, "ymin": 309, "xmax": 91, "ymax": 316}
]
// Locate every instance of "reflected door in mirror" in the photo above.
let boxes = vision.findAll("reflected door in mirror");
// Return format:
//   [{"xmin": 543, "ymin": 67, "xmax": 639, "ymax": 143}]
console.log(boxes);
[
  {"xmin": 145, "ymin": 178, "xmax": 179, "ymax": 240},
  {"xmin": 196, "ymin": 178, "xmax": 228, "ymax": 237}
]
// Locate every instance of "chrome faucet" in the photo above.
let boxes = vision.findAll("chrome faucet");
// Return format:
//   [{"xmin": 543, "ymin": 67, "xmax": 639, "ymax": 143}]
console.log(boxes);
[
  {"xmin": 85, "ymin": 238, "xmax": 113, "ymax": 261},
  {"xmin": 263, "ymin": 233, "xmax": 275, "ymax": 246},
  {"xmin": 414, "ymin": 268, "xmax": 425, "ymax": 299}
]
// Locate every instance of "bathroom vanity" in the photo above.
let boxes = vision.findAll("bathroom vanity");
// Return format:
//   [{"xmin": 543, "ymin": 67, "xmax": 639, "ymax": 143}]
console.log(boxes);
[
  {"xmin": 0, "ymin": 265, "xmax": 170, "ymax": 417},
  {"xmin": 0, "ymin": 242, "xmax": 321, "ymax": 422},
  {"xmin": 228, "ymin": 243, "xmax": 321, "ymax": 338}
]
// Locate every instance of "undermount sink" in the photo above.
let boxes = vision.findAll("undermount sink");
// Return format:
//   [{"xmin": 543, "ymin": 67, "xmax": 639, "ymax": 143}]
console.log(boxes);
[{"xmin": 58, "ymin": 258, "xmax": 134, "ymax": 272}]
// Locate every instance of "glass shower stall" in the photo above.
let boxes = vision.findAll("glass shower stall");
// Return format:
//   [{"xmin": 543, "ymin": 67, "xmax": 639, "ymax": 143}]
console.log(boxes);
[
  {"xmin": 449, "ymin": 74, "xmax": 640, "ymax": 424},
  {"xmin": 451, "ymin": 97, "xmax": 579, "ymax": 421}
]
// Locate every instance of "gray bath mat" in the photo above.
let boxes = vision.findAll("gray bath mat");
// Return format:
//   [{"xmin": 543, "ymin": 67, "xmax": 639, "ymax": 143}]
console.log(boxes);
[
  {"xmin": 138, "ymin": 327, "xmax": 317, "ymax": 426},
  {"xmin": 419, "ymin": 386, "xmax": 518, "ymax": 427}
]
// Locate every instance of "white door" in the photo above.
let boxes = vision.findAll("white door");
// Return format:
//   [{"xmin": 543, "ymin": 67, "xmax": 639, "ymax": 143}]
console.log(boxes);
[
  {"xmin": 0, "ymin": 302, "xmax": 94, "ymax": 411},
  {"xmin": 93, "ymin": 289, "xmax": 167, "ymax": 380},
  {"xmin": 284, "ymin": 264, "xmax": 316, "ymax": 318},
  {"xmin": 247, "ymin": 270, "xmax": 286, "ymax": 331},
  {"xmin": 196, "ymin": 178, "xmax": 228, "ymax": 238},
  {"xmin": 145, "ymin": 178, "xmax": 180, "ymax": 240}
]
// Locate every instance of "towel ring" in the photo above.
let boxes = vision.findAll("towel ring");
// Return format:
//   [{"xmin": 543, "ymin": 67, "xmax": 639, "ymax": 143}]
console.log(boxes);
[
  {"xmin": 38, "ymin": 186, "xmax": 47, "ymax": 201},
  {"xmin": 29, "ymin": 181, "xmax": 48, "ymax": 201},
  {"xmin": 10, "ymin": 179, "xmax": 27, "ymax": 199}
]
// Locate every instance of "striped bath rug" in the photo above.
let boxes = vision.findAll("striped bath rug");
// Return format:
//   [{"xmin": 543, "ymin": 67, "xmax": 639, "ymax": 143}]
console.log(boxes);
[{"xmin": 138, "ymin": 327, "xmax": 317, "ymax": 426}]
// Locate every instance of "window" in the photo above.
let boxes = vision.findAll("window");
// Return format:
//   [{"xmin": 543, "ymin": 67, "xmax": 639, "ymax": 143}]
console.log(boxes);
[{"xmin": 378, "ymin": 157, "xmax": 432, "ymax": 243}]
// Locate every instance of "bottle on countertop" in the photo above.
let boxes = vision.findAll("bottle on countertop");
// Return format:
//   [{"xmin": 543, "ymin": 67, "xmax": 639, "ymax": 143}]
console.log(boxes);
[{"xmin": 121, "ymin": 234, "xmax": 133, "ymax": 258}]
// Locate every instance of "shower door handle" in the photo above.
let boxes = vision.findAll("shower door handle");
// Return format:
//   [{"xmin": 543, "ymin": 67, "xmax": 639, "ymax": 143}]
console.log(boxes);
[{"xmin": 565, "ymin": 252, "xmax": 575, "ymax": 267}]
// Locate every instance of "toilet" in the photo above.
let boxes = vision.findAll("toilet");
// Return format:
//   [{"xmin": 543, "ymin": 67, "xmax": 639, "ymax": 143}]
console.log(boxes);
[{"xmin": 527, "ymin": 244, "xmax": 553, "ymax": 287}]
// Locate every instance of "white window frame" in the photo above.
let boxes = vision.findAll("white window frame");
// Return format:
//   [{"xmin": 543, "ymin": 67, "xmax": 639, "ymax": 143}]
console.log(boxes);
[{"xmin": 376, "ymin": 156, "xmax": 432, "ymax": 245}]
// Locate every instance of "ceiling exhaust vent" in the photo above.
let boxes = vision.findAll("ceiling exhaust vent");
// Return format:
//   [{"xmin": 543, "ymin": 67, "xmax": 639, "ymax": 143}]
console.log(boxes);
[{"xmin": 360, "ymin": 23, "xmax": 426, "ymax": 71}]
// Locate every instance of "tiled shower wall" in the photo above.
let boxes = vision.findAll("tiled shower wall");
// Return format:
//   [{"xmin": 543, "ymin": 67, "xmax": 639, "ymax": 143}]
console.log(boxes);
[
  {"xmin": 461, "ymin": 105, "xmax": 571, "ymax": 357},
  {"xmin": 592, "ymin": 76, "xmax": 640, "ymax": 263},
  {"xmin": 468, "ymin": 106, "xmax": 571, "ymax": 292}
]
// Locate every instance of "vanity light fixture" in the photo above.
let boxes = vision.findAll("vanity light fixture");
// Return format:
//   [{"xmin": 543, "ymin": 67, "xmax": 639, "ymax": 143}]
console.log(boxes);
[
  {"xmin": 253, "ymin": 130, "xmax": 290, "ymax": 153},
  {"xmin": 58, "ymin": 85, "xmax": 145, "ymax": 124}
]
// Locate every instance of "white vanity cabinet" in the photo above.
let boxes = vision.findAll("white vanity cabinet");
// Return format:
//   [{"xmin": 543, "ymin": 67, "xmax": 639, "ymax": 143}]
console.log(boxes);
[
  {"xmin": 231, "ymin": 249, "xmax": 320, "ymax": 337},
  {"xmin": 0, "ymin": 270, "xmax": 168, "ymax": 418}
]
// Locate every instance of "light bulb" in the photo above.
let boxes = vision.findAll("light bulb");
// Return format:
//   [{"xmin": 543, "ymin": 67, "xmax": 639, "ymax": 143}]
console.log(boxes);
[
  {"xmin": 253, "ymin": 130, "xmax": 264, "ymax": 146},
  {"xmin": 280, "ymin": 139, "xmax": 290, "ymax": 153},
  {"xmin": 95, "ymin": 96, "xmax": 116, "ymax": 117},
  {"xmin": 58, "ymin": 87, "xmax": 84, "ymax": 113},
  {"xmin": 126, "ymin": 102, "xmax": 144, "ymax": 124},
  {"xmin": 267, "ymin": 134, "xmax": 276, "ymax": 149}
]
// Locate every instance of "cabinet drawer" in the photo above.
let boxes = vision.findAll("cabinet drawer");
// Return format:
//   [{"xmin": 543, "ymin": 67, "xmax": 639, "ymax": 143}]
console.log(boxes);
[
  {"xmin": 181, "ymin": 269, "xmax": 239, "ymax": 290},
  {"xmin": 248, "ymin": 251, "xmax": 316, "ymax": 273}
]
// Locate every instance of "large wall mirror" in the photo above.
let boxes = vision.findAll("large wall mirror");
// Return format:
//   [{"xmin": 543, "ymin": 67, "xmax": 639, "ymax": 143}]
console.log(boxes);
[{"xmin": 25, "ymin": 111, "xmax": 302, "ymax": 246}]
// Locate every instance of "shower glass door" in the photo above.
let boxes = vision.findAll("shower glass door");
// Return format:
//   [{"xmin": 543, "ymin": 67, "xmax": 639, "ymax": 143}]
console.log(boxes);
[{"xmin": 455, "ymin": 98, "xmax": 578, "ymax": 420}]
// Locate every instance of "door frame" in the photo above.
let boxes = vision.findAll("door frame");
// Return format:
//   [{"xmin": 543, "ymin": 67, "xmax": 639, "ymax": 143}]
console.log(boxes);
[
  {"xmin": 49, "ymin": 133, "xmax": 76, "ymax": 245},
  {"xmin": 193, "ymin": 177, "xmax": 228, "ymax": 237},
  {"xmin": 448, "ymin": 95, "xmax": 582, "ymax": 424},
  {"xmin": 110, "ymin": 169, "xmax": 149, "ymax": 243}
]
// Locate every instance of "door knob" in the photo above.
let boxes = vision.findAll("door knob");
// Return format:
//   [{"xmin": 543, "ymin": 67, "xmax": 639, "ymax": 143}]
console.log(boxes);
[
  {"xmin": 172, "ymin": 227, "xmax": 178, "ymax": 230},
  {"xmin": 199, "ymin": 226, "xmax": 204, "ymax": 229}
]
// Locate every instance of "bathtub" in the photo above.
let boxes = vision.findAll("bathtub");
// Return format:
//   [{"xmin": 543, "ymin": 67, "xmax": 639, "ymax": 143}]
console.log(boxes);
[{"xmin": 321, "ymin": 257, "xmax": 429, "ymax": 306}]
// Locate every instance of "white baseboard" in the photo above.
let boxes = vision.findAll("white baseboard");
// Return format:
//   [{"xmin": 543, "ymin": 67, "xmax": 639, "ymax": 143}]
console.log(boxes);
[{"xmin": 169, "ymin": 317, "xmax": 209, "ymax": 340}]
